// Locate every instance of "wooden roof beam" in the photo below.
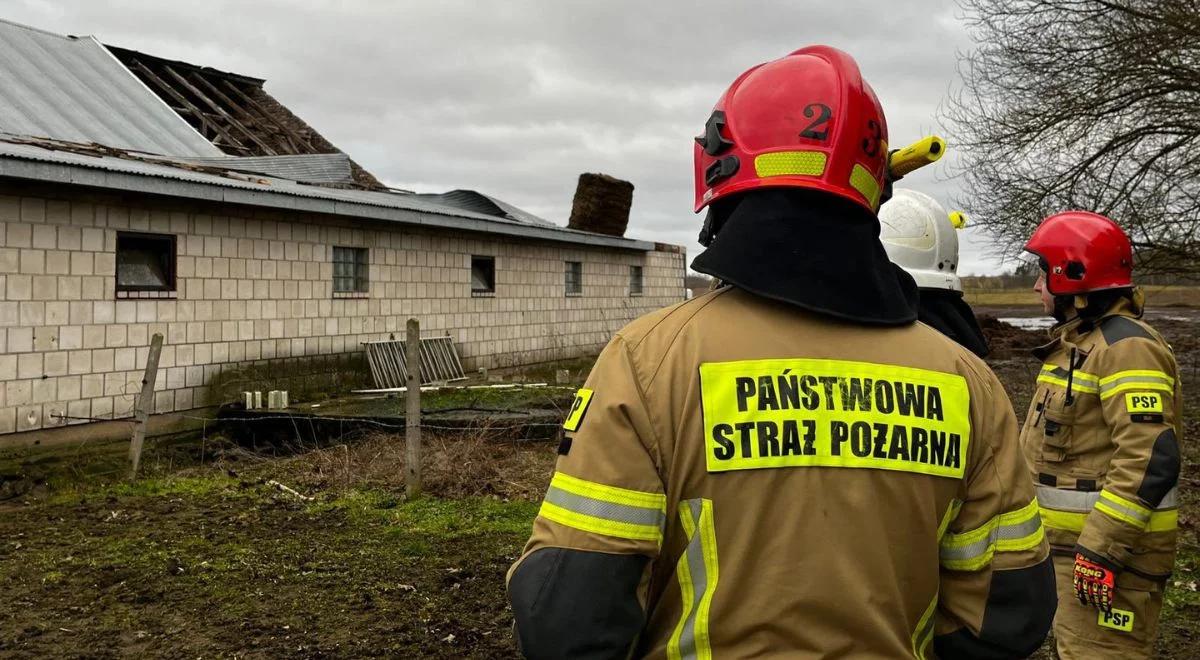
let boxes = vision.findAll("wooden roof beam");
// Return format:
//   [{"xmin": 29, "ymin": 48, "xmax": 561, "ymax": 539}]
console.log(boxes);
[
  {"xmin": 162, "ymin": 64, "xmax": 278, "ymax": 155},
  {"xmin": 129, "ymin": 59, "xmax": 250, "ymax": 153}
]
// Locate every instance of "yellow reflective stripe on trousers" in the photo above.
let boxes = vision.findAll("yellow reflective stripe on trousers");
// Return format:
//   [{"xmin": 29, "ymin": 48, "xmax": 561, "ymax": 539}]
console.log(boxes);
[
  {"xmin": 912, "ymin": 593, "xmax": 937, "ymax": 659},
  {"xmin": 1098, "ymin": 370, "xmax": 1175, "ymax": 400},
  {"xmin": 538, "ymin": 472, "xmax": 666, "ymax": 543},
  {"xmin": 939, "ymin": 499, "xmax": 1044, "ymax": 571},
  {"xmin": 1036, "ymin": 486, "xmax": 1178, "ymax": 533},
  {"xmin": 668, "ymin": 499, "xmax": 719, "ymax": 660}
]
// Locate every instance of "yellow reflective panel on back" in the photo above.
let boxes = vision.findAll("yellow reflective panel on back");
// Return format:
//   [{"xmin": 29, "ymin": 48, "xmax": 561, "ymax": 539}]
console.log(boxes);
[
  {"xmin": 699, "ymin": 358, "xmax": 971, "ymax": 479},
  {"xmin": 562, "ymin": 388, "xmax": 594, "ymax": 432}
]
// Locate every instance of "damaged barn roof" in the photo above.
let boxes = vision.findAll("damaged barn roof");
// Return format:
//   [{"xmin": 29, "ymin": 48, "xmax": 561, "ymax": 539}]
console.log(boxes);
[
  {"xmin": 0, "ymin": 19, "xmax": 667, "ymax": 252},
  {"xmin": 0, "ymin": 135, "xmax": 655, "ymax": 251},
  {"xmin": 106, "ymin": 44, "xmax": 386, "ymax": 189},
  {"xmin": 0, "ymin": 18, "xmax": 223, "ymax": 157}
]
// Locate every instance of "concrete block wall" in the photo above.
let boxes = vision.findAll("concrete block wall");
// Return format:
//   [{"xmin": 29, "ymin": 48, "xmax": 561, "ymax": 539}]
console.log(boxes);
[{"xmin": 0, "ymin": 186, "xmax": 687, "ymax": 435}]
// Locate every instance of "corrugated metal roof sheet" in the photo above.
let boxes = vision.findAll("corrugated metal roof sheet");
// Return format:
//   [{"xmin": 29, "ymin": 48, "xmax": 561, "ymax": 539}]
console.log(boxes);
[
  {"xmin": 413, "ymin": 190, "xmax": 556, "ymax": 227},
  {"xmin": 0, "ymin": 138, "xmax": 653, "ymax": 251},
  {"xmin": 0, "ymin": 19, "xmax": 221, "ymax": 157},
  {"xmin": 180, "ymin": 153, "xmax": 356, "ymax": 185}
]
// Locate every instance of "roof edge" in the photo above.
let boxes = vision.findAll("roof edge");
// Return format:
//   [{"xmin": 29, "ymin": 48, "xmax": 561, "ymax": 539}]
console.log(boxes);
[{"xmin": 0, "ymin": 155, "xmax": 656, "ymax": 251}]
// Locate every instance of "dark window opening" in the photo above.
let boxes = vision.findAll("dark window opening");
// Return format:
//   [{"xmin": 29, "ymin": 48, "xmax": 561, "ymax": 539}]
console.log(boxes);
[
  {"xmin": 116, "ymin": 232, "xmax": 176, "ymax": 293},
  {"xmin": 333, "ymin": 246, "xmax": 369, "ymax": 293},
  {"xmin": 471, "ymin": 256, "xmax": 496, "ymax": 295},
  {"xmin": 630, "ymin": 265, "xmax": 644, "ymax": 296},
  {"xmin": 565, "ymin": 261, "xmax": 583, "ymax": 296}
]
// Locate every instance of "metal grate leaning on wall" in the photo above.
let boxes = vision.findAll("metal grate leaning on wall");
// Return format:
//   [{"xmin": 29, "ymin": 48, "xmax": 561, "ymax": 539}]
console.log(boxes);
[{"xmin": 363, "ymin": 336, "xmax": 467, "ymax": 388}]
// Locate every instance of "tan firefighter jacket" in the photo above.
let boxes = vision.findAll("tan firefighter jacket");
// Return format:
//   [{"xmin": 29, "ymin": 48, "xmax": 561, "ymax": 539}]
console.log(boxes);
[
  {"xmin": 1020, "ymin": 296, "xmax": 1182, "ymax": 580},
  {"xmin": 509, "ymin": 287, "xmax": 1053, "ymax": 659}
]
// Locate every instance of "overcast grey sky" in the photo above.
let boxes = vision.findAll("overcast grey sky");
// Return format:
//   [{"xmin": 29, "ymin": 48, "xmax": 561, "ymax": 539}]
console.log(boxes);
[{"xmin": 9, "ymin": 0, "xmax": 1012, "ymax": 274}]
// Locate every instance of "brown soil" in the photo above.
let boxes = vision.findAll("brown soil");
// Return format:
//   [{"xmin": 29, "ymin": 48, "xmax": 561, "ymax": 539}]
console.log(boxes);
[{"xmin": 977, "ymin": 314, "xmax": 1048, "ymax": 359}]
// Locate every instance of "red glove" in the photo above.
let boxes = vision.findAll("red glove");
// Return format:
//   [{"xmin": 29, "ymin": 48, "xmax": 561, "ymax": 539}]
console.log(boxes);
[{"xmin": 1073, "ymin": 553, "xmax": 1115, "ymax": 611}]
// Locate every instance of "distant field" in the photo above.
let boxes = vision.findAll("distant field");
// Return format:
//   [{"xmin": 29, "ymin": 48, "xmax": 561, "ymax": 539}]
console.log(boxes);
[{"xmin": 965, "ymin": 285, "xmax": 1200, "ymax": 308}]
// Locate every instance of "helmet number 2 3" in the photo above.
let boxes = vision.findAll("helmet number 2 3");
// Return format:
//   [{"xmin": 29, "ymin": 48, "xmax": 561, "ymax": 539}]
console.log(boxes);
[
  {"xmin": 799, "ymin": 103, "xmax": 832, "ymax": 140},
  {"xmin": 862, "ymin": 120, "xmax": 882, "ymax": 157}
]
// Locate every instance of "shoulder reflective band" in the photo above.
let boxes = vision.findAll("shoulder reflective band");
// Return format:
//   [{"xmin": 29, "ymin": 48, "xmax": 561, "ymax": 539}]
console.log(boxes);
[
  {"xmin": 668, "ymin": 498, "xmax": 718, "ymax": 660},
  {"xmin": 1125, "ymin": 391, "xmax": 1165, "ymax": 413},
  {"xmin": 1037, "ymin": 364, "xmax": 1099, "ymax": 394},
  {"xmin": 699, "ymin": 358, "xmax": 971, "ymax": 479},
  {"xmin": 1099, "ymin": 607, "xmax": 1135, "ymax": 632},
  {"xmin": 939, "ymin": 499, "xmax": 1044, "ymax": 571},
  {"xmin": 538, "ymin": 472, "xmax": 666, "ymax": 543},
  {"xmin": 1036, "ymin": 486, "xmax": 1178, "ymax": 533},
  {"xmin": 562, "ymin": 388, "xmax": 594, "ymax": 432},
  {"xmin": 1099, "ymin": 370, "xmax": 1175, "ymax": 400}
]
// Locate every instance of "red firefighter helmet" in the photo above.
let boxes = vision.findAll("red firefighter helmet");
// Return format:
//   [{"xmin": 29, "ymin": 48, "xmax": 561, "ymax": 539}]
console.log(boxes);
[
  {"xmin": 693, "ymin": 45, "xmax": 889, "ymax": 213},
  {"xmin": 1024, "ymin": 211, "xmax": 1133, "ymax": 295}
]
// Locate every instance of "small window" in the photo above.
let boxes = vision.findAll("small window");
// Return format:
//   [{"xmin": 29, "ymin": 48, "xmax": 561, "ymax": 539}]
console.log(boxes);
[
  {"xmin": 630, "ymin": 265, "xmax": 644, "ymax": 296},
  {"xmin": 333, "ymin": 246, "xmax": 369, "ymax": 293},
  {"xmin": 471, "ymin": 256, "xmax": 496, "ymax": 295},
  {"xmin": 116, "ymin": 232, "xmax": 176, "ymax": 294},
  {"xmin": 565, "ymin": 261, "xmax": 583, "ymax": 296}
]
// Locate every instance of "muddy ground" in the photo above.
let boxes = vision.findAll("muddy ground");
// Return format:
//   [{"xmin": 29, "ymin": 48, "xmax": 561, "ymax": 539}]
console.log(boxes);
[{"xmin": 0, "ymin": 314, "xmax": 1197, "ymax": 658}]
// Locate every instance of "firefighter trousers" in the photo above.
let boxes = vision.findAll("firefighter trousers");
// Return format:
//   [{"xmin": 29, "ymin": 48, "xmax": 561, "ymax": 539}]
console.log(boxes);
[{"xmin": 1052, "ymin": 554, "xmax": 1163, "ymax": 659}]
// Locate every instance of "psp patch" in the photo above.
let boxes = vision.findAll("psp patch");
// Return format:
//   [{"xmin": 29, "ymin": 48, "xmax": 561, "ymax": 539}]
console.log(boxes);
[
  {"xmin": 699, "ymin": 358, "xmax": 971, "ymax": 479},
  {"xmin": 1098, "ymin": 607, "xmax": 1135, "ymax": 632},
  {"xmin": 562, "ymin": 388, "xmax": 594, "ymax": 432},
  {"xmin": 1125, "ymin": 392, "xmax": 1164, "ymax": 413}
]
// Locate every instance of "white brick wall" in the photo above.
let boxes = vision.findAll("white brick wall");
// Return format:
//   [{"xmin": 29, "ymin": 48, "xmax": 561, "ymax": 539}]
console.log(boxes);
[{"xmin": 0, "ymin": 187, "xmax": 687, "ymax": 433}]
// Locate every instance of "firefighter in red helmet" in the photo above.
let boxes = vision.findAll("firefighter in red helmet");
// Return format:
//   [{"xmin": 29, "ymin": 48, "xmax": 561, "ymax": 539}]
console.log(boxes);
[
  {"xmin": 1021, "ymin": 211, "xmax": 1181, "ymax": 659},
  {"xmin": 507, "ymin": 45, "xmax": 1054, "ymax": 659}
]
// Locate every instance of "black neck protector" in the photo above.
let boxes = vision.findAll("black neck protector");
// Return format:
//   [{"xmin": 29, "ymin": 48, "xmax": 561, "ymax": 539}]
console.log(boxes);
[{"xmin": 691, "ymin": 188, "xmax": 919, "ymax": 325}]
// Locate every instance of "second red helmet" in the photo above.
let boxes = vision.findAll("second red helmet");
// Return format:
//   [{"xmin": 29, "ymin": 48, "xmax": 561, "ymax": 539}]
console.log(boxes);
[
  {"xmin": 694, "ymin": 45, "xmax": 889, "ymax": 214},
  {"xmin": 1025, "ymin": 211, "xmax": 1134, "ymax": 295}
]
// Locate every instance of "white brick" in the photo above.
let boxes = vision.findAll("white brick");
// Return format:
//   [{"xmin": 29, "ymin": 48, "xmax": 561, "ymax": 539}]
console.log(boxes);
[
  {"xmin": 43, "ymin": 352, "xmax": 67, "ymax": 377},
  {"xmin": 6, "ymin": 274, "xmax": 30, "ymax": 300},
  {"xmin": 70, "ymin": 252, "xmax": 93, "ymax": 275},
  {"xmin": 6, "ymin": 223, "xmax": 31, "ymax": 248},
  {"xmin": 94, "ymin": 301, "xmax": 116, "ymax": 324},
  {"xmin": 17, "ymin": 353, "xmax": 41, "ymax": 379},
  {"xmin": 45, "ymin": 301, "xmax": 69, "ymax": 325},
  {"xmin": 57, "ymin": 226, "xmax": 81, "ymax": 250},
  {"xmin": 81, "ymin": 374, "xmax": 104, "ymax": 398},
  {"xmin": 32, "ymin": 223, "xmax": 56, "ymax": 249},
  {"xmin": 114, "ymin": 348, "xmax": 136, "ymax": 371},
  {"xmin": 0, "ymin": 248, "xmax": 17, "ymax": 273}
]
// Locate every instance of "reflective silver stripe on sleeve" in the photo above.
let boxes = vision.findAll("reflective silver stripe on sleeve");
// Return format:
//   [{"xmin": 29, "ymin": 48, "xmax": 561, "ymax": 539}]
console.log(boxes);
[
  {"xmin": 1035, "ymin": 485, "xmax": 1177, "ymax": 512},
  {"xmin": 543, "ymin": 486, "xmax": 667, "ymax": 528}
]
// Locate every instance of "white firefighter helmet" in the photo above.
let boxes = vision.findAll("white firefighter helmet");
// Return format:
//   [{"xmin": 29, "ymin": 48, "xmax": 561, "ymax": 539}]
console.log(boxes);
[{"xmin": 879, "ymin": 188, "xmax": 964, "ymax": 292}]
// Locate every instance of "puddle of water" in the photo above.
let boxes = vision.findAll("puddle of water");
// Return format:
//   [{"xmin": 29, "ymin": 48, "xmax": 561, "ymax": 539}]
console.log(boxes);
[{"xmin": 999, "ymin": 316, "xmax": 1055, "ymax": 330}]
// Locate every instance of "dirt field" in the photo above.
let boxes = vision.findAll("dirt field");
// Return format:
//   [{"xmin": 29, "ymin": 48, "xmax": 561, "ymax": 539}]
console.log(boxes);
[{"xmin": 0, "ymin": 315, "xmax": 1197, "ymax": 658}]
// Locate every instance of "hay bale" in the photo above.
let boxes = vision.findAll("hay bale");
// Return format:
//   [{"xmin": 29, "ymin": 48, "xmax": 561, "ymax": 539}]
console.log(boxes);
[{"xmin": 567, "ymin": 173, "xmax": 634, "ymax": 237}]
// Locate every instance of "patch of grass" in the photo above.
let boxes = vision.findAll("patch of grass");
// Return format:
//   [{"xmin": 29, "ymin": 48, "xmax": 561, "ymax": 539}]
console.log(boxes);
[
  {"xmin": 44, "ymin": 473, "xmax": 243, "ymax": 506},
  {"xmin": 316, "ymin": 489, "xmax": 538, "ymax": 539}
]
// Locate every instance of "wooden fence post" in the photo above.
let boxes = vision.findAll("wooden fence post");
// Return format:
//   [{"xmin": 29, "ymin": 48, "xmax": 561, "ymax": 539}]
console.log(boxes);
[
  {"xmin": 405, "ymin": 318, "xmax": 423, "ymax": 497},
  {"xmin": 129, "ymin": 333, "xmax": 164, "ymax": 478}
]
